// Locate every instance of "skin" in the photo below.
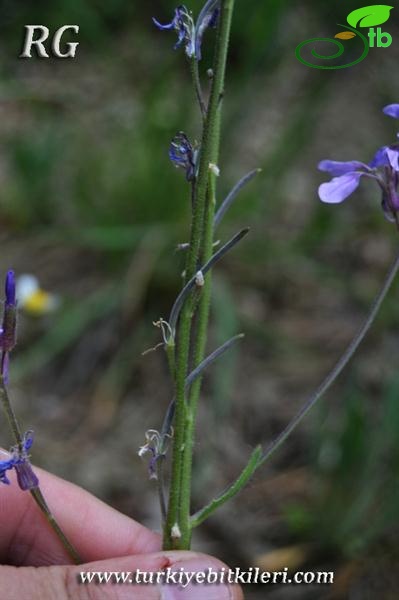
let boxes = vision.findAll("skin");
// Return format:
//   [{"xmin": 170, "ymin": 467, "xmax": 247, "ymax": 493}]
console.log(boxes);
[{"xmin": 0, "ymin": 466, "xmax": 244, "ymax": 600}]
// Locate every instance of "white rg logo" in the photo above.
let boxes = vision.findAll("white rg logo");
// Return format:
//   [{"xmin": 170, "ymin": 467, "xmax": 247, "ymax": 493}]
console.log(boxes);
[{"xmin": 20, "ymin": 25, "xmax": 79, "ymax": 59}]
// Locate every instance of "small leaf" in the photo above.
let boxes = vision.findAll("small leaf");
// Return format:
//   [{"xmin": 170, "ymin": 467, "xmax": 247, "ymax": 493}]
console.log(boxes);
[
  {"xmin": 335, "ymin": 31, "xmax": 357, "ymax": 39},
  {"xmin": 347, "ymin": 5, "xmax": 393, "ymax": 29}
]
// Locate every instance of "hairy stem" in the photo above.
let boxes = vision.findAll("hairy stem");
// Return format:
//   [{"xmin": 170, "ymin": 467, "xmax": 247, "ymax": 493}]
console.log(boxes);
[
  {"xmin": 163, "ymin": 0, "xmax": 236, "ymax": 550},
  {"xmin": 179, "ymin": 0, "xmax": 235, "ymax": 545}
]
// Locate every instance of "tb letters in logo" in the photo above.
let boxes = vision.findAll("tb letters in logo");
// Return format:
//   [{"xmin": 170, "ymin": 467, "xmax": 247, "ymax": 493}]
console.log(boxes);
[{"xmin": 296, "ymin": 5, "xmax": 393, "ymax": 70}]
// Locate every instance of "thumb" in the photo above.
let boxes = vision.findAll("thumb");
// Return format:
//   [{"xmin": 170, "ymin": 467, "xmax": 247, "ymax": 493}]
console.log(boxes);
[{"xmin": 1, "ymin": 551, "xmax": 244, "ymax": 600}]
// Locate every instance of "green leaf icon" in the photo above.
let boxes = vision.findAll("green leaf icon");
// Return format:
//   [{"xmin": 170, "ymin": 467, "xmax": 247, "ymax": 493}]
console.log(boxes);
[{"xmin": 347, "ymin": 5, "xmax": 393, "ymax": 28}]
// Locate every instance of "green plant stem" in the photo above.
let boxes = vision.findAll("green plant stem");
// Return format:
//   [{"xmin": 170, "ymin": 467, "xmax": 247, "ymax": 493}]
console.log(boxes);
[
  {"xmin": 179, "ymin": 2, "xmax": 233, "ymax": 545},
  {"xmin": 30, "ymin": 487, "xmax": 82, "ymax": 564},
  {"xmin": 165, "ymin": 341, "xmax": 176, "ymax": 379},
  {"xmin": 0, "ymin": 377, "xmax": 23, "ymax": 451},
  {"xmin": 190, "ymin": 57, "xmax": 206, "ymax": 119},
  {"xmin": 178, "ymin": 196, "xmax": 214, "ymax": 548},
  {"xmin": 0, "ymin": 378, "xmax": 82, "ymax": 564},
  {"xmin": 188, "ymin": 250, "xmax": 399, "ymax": 524},
  {"xmin": 163, "ymin": 298, "xmax": 191, "ymax": 548},
  {"xmin": 190, "ymin": 446, "xmax": 262, "ymax": 528},
  {"xmin": 259, "ymin": 248, "xmax": 399, "ymax": 466},
  {"xmin": 163, "ymin": 0, "xmax": 236, "ymax": 550},
  {"xmin": 156, "ymin": 457, "xmax": 167, "ymax": 523}
]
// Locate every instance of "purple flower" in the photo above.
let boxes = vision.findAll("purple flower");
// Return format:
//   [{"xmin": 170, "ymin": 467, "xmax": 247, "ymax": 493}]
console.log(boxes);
[
  {"xmin": 0, "ymin": 431, "xmax": 39, "ymax": 491},
  {"xmin": 14, "ymin": 461, "xmax": 39, "ymax": 491},
  {"xmin": 318, "ymin": 161, "xmax": 373, "ymax": 204},
  {"xmin": 318, "ymin": 105, "xmax": 399, "ymax": 224},
  {"xmin": 5, "ymin": 271, "xmax": 16, "ymax": 306},
  {"xmin": 195, "ymin": 0, "xmax": 220, "ymax": 60},
  {"xmin": 383, "ymin": 104, "xmax": 399, "ymax": 119},
  {"xmin": 169, "ymin": 132, "xmax": 197, "ymax": 181},
  {"xmin": 153, "ymin": 5, "xmax": 195, "ymax": 57},
  {"xmin": 153, "ymin": 1, "xmax": 220, "ymax": 60},
  {"xmin": 0, "ymin": 455, "xmax": 14, "ymax": 485},
  {"xmin": 0, "ymin": 270, "xmax": 17, "ymax": 382}
]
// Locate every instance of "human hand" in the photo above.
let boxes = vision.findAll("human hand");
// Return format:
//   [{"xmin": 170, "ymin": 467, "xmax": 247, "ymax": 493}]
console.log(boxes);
[{"xmin": 0, "ymin": 466, "xmax": 244, "ymax": 599}]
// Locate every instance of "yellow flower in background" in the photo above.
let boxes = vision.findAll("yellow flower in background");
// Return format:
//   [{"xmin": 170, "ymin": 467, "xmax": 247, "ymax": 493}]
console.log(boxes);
[{"xmin": 16, "ymin": 275, "xmax": 59, "ymax": 316}]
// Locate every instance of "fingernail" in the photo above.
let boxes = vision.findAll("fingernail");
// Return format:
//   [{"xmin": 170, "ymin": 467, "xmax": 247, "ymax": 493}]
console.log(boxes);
[{"xmin": 161, "ymin": 557, "xmax": 233, "ymax": 600}]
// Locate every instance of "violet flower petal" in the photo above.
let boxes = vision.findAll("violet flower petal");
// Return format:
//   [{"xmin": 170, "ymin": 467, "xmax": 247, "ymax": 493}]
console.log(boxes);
[
  {"xmin": 0, "ymin": 472, "xmax": 10, "ymax": 485},
  {"xmin": 383, "ymin": 104, "xmax": 399, "ymax": 119},
  {"xmin": 0, "ymin": 458, "xmax": 14, "ymax": 485},
  {"xmin": 169, "ymin": 132, "xmax": 196, "ymax": 181},
  {"xmin": 5, "ymin": 271, "xmax": 16, "ymax": 306},
  {"xmin": 152, "ymin": 17, "xmax": 175, "ymax": 31},
  {"xmin": 369, "ymin": 146, "xmax": 389, "ymax": 168},
  {"xmin": 318, "ymin": 160, "xmax": 369, "ymax": 176},
  {"xmin": 153, "ymin": 6, "xmax": 195, "ymax": 57},
  {"xmin": 195, "ymin": 0, "xmax": 220, "ymax": 60},
  {"xmin": 23, "ymin": 430, "xmax": 34, "ymax": 452},
  {"xmin": 318, "ymin": 172, "xmax": 363, "ymax": 204},
  {"xmin": 386, "ymin": 147, "xmax": 399, "ymax": 171}
]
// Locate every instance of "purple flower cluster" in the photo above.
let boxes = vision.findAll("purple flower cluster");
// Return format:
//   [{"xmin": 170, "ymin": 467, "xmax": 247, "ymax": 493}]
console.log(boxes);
[
  {"xmin": 153, "ymin": 5, "xmax": 195, "ymax": 57},
  {"xmin": 318, "ymin": 104, "xmax": 399, "ymax": 224},
  {"xmin": 169, "ymin": 132, "xmax": 197, "ymax": 181},
  {"xmin": 153, "ymin": 1, "xmax": 220, "ymax": 60},
  {"xmin": 0, "ymin": 270, "xmax": 17, "ymax": 383},
  {"xmin": 0, "ymin": 431, "xmax": 39, "ymax": 491}
]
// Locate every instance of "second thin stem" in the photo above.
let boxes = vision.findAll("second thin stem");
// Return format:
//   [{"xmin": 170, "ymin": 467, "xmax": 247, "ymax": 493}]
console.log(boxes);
[{"xmin": 0, "ymin": 379, "xmax": 82, "ymax": 564}]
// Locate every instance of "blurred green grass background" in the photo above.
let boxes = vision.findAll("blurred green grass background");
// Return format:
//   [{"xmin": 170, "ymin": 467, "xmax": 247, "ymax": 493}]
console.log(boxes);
[{"xmin": 1, "ymin": 1, "xmax": 399, "ymax": 597}]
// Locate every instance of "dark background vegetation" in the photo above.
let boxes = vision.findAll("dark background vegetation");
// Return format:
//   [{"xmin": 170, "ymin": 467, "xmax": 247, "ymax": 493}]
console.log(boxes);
[{"xmin": 1, "ymin": 1, "xmax": 399, "ymax": 598}]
